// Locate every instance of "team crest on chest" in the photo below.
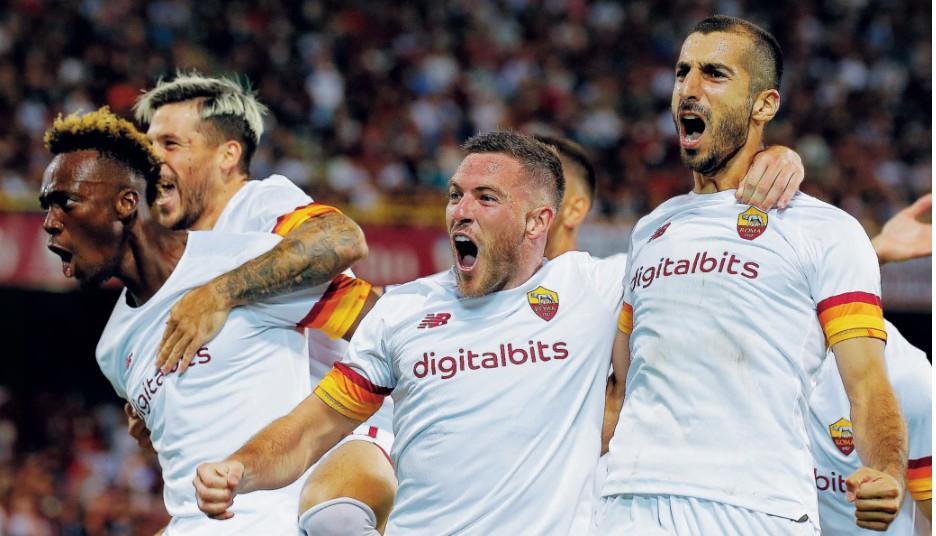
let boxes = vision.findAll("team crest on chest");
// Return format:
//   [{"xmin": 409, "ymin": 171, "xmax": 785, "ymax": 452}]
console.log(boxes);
[
  {"xmin": 527, "ymin": 286, "xmax": 559, "ymax": 321},
  {"xmin": 828, "ymin": 417, "xmax": 855, "ymax": 455},
  {"xmin": 737, "ymin": 207, "xmax": 768, "ymax": 240}
]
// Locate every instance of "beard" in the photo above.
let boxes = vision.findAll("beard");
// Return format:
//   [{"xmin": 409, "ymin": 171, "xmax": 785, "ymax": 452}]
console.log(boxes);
[
  {"xmin": 455, "ymin": 225, "xmax": 524, "ymax": 299},
  {"xmin": 676, "ymin": 98, "xmax": 752, "ymax": 176}
]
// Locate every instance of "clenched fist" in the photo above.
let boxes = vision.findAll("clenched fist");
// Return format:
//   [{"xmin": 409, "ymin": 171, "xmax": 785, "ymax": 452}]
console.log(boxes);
[
  {"xmin": 846, "ymin": 466, "xmax": 904, "ymax": 531},
  {"xmin": 193, "ymin": 460, "xmax": 245, "ymax": 520}
]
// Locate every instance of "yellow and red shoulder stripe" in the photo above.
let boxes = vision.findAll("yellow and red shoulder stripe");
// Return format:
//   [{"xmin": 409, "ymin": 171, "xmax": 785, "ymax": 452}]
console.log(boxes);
[
  {"xmin": 908, "ymin": 456, "xmax": 932, "ymax": 501},
  {"xmin": 816, "ymin": 291, "xmax": 886, "ymax": 347},
  {"xmin": 298, "ymin": 274, "xmax": 372, "ymax": 339},
  {"xmin": 617, "ymin": 303, "xmax": 633, "ymax": 334},
  {"xmin": 271, "ymin": 202, "xmax": 339, "ymax": 236},
  {"xmin": 315, "ymin": 362, "xmax": 391, "ymax": 421}
]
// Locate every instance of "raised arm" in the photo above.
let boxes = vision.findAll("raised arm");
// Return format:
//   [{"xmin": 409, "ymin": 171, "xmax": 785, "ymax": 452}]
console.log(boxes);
[
  {"xmin": 194, "ymin": 393, "xmax": 361, "ymax": 520},
  {"xmin": 832, "ymin": 337, "xmax": 908, "ymax": 532},
  {"xmin": 157, "ymin": 211, "xmax": 369, "ymax": 372},
  {"xmin": 871, "ymin": 193, "xmax": 932, "ymax": 265}
]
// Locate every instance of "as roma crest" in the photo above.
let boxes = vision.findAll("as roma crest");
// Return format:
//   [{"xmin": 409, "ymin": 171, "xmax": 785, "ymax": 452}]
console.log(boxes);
[
  {"xmin": 527, "ymin": 286, "xmax": 559, "ymax": 321},
  {"xmin": 828, "ymin": 417, "xmax": 855, "ymax": 456},
  {"xmin": 737, "ymin": 207, "xmax": 768, "ymax": 240}
]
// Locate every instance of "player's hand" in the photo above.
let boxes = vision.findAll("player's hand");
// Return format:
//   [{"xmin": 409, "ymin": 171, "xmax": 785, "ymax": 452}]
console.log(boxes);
[
  {"xmin": 124, "ymin": 403, "xmax": 154, "ymax": 451},
  {"xmin": 194, "ymin": 460, "xmax": 245, "ymax": 520},
  {"xmin": 736, "ymin": 145, "xmax": 804, "ymax": 211},
  {"xmin": 845, "ymin": 466, "xmax": 903, "ymax": 531},
  {"xmin": 156, "ymin": 282, "xmax": 230, "ymax": 374},
  {"xmin": 871, "ymin": 193, "xmax": 932, "ymax": 265}
]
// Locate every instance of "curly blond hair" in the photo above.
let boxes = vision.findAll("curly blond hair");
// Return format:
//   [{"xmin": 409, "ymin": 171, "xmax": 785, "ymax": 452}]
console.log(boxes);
[{"xmin": 44, "ymin": 107, "xmax": 161, "ymax": 184}]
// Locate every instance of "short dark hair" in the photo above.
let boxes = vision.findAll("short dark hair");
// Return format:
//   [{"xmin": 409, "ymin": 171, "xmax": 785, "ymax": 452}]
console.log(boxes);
[
  {"xmin": 45, "ymin": 107, "xmax": 161, "ymax": 194},
  {"xmin": 692, "ymin": 15, "xmax": 783, "ymax": 95},
  {"xmin": 461, "ymin": 131, "xmax": 565, "ymax": 211},
  {"xmin": 134, "ymin": 71, "xmax": 268, "ymax": 174},
  {"xmin": 533, "ymin": 134, "xmax": 596, "ymax": 201}
]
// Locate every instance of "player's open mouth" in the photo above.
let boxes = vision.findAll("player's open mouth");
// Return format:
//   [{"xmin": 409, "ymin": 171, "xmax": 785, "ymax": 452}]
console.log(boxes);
[
  {"xmin": 679, "ymin": 113, "xmax": 706, "ymax": 149},
  {"xmin": 155, "ymin": 179, "xmax": 178, "ymax": 208},
  {"xmin": 453, "ymin": 234, "xmax": 479, "ymax": 271},
  {"xmin": 48, "ymin": 242, "xmax": 75, "ymax": 278}
]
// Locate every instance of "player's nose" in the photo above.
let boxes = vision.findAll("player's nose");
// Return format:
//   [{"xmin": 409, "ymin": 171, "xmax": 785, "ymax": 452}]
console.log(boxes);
[
  {"xmin": 680, "ymin": 68, "xmax": 703, "ymax": 100},
  {"xmin": 42, "ymin": 208, "xmax": 63, "ymax": 235}
]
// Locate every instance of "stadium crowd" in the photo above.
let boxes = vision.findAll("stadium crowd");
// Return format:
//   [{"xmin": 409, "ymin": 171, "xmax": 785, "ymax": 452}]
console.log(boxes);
[
  {"xmin": 0, "ymin": 0, "xmax": 930, "ymax": 229},
  {"xmin": 0, "ymin": 0, "xmax": 930, "ymax": 532}
]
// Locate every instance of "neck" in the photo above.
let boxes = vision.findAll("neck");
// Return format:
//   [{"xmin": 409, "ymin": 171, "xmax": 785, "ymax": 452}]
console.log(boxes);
[
  {"xmin": 502, "ymin": 239, "xmax": 547, "ymax": 291},
  {"xmin": 545, "ymin": 229, "xmax": 577, "ymax": 260},
  {"xmin": 190, "ymin": 173, "xmax": 249, "ymax": 230},
  {"xmin": 691, "ymin": 130, "xmax": 764, "ymax": 194},
  {"xmin": 118, "ymin": 216, "xmax": 188, "ymax": 305}
]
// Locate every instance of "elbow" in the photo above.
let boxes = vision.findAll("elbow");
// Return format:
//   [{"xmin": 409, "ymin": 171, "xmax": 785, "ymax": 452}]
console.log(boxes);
[{"xmin": 336, "ymin": 218, "xmax": 369, "ymax": 268}]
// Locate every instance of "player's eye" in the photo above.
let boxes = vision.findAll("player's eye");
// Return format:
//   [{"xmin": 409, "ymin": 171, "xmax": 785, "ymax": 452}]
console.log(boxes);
[
  {"xmin": 480, "ymin": 194, "xmax": 497, "ymax": 203},
  {"xmin": 448, "ymin": 191, "xmax": 462, "ymax": 203}
]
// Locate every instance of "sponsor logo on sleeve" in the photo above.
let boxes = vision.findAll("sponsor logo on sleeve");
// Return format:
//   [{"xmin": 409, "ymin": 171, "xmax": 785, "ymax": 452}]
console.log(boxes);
[
  {"xmin": 648, "ymin": 222, "xmax": 670, "ymax": 242},
  {"xmin": 417, "ymin": 313, "xmax": 451, "ymax": 329},
  {"xmin": 828, "ymin": 417, "xmax": 855, "ymax": 455},
  {"xmin": 737, "ymin": 207, "xmax": 768, "ymax": 240},
  {"xmin": 527, "ymin": 286, "xmax": 559, "ymax": 321}
]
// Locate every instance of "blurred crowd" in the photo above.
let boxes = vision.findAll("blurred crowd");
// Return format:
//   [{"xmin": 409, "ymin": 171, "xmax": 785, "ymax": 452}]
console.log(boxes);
[
  {"xmin": 0, "ymin": 0, "xmax": 930, "ymax": 230},
  {"xmin": 0, "ymin": 388, "xmax": 167, "ymax": 535}
]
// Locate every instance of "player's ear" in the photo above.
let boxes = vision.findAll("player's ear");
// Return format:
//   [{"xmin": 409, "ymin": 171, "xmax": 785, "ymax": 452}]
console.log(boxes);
[
  {"xmin": 526, "ymin": 205, "xmax": 554, "ymax": 239},
  {"xmin": 563, "ymin": 194, "xmax": 590, "ymax": 229},
  {"xmin": 752, "ymin": 89, "xmax": 780, "ymax": 123},
  {"xmin": 218, "ymin": 140, "xmax": 243, "ymax": 176},
  {"xmin": 115, "ymin": 187, "xmax": 140, "ymax": 222}
]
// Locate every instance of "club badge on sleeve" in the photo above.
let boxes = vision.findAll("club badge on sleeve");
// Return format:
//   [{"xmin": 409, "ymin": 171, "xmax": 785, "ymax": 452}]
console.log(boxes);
[{"xmin": 527, "ymin": 286, "xmax": 559, "ymax": 321}]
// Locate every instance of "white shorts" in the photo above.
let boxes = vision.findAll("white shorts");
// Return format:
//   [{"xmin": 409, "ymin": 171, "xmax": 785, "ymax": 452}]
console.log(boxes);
[
  {"xmin": 592, "ymin": 495, "xmax": 819, "ymax": 536},
  {"xmin": 324, "ymin": 422, "xmax": 394, "ymax": 466}
]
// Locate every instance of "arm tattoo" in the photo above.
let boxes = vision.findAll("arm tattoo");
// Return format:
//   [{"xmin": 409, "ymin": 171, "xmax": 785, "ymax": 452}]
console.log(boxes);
[{"xmin": 215, "ymin": 212, "xmax": 366, "ymax": 306}]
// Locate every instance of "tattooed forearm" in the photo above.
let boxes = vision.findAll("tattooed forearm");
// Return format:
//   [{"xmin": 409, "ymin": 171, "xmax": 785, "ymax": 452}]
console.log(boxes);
[{"xmin": 213, "ymin": 212, "xmax": 368, "ymax": 306}]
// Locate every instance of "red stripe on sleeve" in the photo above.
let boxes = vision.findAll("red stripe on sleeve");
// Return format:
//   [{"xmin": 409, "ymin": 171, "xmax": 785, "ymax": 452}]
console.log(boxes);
[
  {"xmin": 816, "ymin": 291, "xmax": 882, "ymax": 313},
  {"xmin": 334, "ymin": 362, "xmax": 393, "ymax": 396},
  {"xmin": 909, "ymin": 456, "xmax": 932, "ymax": 469}
]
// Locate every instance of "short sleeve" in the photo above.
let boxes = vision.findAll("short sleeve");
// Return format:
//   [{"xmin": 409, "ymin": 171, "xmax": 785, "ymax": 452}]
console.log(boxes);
[
  {"xmin": 886, "ymin": 322, "xmax": 933, "ymax": 501},
  {"xmin": 618, "ymin": 239, "xmax": 638, "ymax": 334},
  {"xmin": 804, "ymin": 210, "xmax": 886, "ymax": 347},
  {"xmin": 251, "ymin": 274, "xmax": 373, "ymax": 340},
  {"xmin": 577, "ymin": 252, "xmax": 628, "ymax": 314},
  {"xmin": 314, "ymin": 296, "xmax": 398, "ymax": 421}
]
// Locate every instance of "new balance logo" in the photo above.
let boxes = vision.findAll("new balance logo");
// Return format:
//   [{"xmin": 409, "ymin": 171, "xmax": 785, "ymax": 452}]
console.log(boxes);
[{"xmin": 418, "ymin": 313, "xmax": 451, "ymax": 329}]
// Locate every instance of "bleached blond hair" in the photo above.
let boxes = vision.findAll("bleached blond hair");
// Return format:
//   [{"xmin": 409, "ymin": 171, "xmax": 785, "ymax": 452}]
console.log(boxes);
[{"xmin": 134, "ymin": 71, "xmax": 269, "ymax": 172}]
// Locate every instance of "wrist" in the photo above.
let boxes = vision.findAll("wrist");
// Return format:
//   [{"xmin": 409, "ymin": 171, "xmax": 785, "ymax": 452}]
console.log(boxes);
[{"xmin": 210, "ymin": 276, "xmax": 239, "ymax": 309}]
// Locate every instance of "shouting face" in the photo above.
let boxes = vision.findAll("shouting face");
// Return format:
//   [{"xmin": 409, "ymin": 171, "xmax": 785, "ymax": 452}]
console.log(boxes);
[
  {"xmin": 445, "ymin": 153, "xmax": 535, "ymax": 298},
  {"xmin": 672, "ymin": 31, "xmax": 755, "ymax": 175}
]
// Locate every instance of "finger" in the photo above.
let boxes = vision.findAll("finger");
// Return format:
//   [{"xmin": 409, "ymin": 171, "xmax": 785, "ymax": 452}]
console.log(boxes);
[
  {"xmin": 778, "ymin": 170, "xmax": 803, "ymax": 209},
  {"xmin": 759, "ymin": 169, "xmax": 795, "ymax": 211},
  {"xmin": 227, "ymin": 463, "xmax": 244, "ymax": 489},
  {"xmin": 855, "ymin": 480, "xmax": 900, "ymax": 500},
  {"xmin": 737, "ymin": 158, "xmax": 768, "ymax": 202},
  {"xmin": 197, "ymin": 464, "xmax": 232, "ymax": 488},
  {"xmin": 162, "ymin": 333, "xmax": 194, "ymax": 374},
  {"xmin": 845, "ymin": 471, "xmax": 873, "ymax": 493},
  {"xmin": 124, "ymin": 402, "xmax": 137, "ymax": 419},
  {"xmin": 855, "ymin": 502, "xmax": 900, "ymax": 518},
  {"xmin": 856, "ymin": 520, "xmax": 890, "ymax": 531},
  {"xmin": 210, "ymin": 510, "xmax": 235, "ymax": 521},
  {"xmin": 749, "ymin": 166, "xmax": 782, "ymax": 210},
  {"xmin": 178, "ymin": 339, "xmax": 203, "ymax": 374},
  {"xmin": 194, "ymin": 477, "xmax": 236, "ymax": 504},
  {"xmin": 157, "ymin": 325, "xmax": 185, "ymax": 370},
  {"xmin": 906, "ymin": 193, "xmax": 933, "ymax": 219}
]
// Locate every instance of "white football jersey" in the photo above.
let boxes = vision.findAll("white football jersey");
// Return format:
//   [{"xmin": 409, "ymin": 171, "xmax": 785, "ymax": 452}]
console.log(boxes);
[
  {"xmin": 810, "ymin": 319, "xmax": 932, "ymax": 535},
  {"xmin": 606, "ymin": 190, "xmax": 886, "ymax": 525},
  {"xmin": 97, "ymin": 231, "xmax": 330, "ymax": 535},
  {"xmin": 314, "ymin": 252, "xmax": 626, "ymax": 534},
  {"xmin": 213, "ymin": 175, "xmax": 391, "ymax": 430}
]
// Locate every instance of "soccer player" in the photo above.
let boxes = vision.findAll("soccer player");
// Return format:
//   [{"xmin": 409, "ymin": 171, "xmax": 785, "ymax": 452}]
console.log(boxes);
[
  {"xmin": 599, "ymin": 15, "xmax": 907, "ymax": 535},
  {"xmin": 130, "ymin": 72, "xmax": 396, "ymax": 534},
  {"xmin": 810, "ymin": 319, "xmax": 931, "ymax": 535},
  {"xmin": 38, "ymin": 108, "xmax": 332, "ymax": 534},
  {"xmin": 193, "ymin": 131, "xmax": 626, "ymax": 534}
]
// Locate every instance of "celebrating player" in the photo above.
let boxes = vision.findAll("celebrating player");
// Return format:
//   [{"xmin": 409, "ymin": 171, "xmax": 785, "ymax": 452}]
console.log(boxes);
[
  {"xmin": 599, "ymin": 15, "xmax": 907, "ymax": 535},
  {"xmin": 38, "ymin": 108, "xmax": 334, "ymax": 534},
  {"xmin": 193, "ymin": 131, "xmax": 626, "ymax": 534},
  {"xmin": 130, "ymin": 72, "xmax": 395, "ymax": 534}
]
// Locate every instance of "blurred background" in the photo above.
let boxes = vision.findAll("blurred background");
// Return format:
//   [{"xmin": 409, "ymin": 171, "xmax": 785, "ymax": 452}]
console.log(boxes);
[{"xmin": 0, "ymin": 0, "xmax": 930, "ymax": 533}]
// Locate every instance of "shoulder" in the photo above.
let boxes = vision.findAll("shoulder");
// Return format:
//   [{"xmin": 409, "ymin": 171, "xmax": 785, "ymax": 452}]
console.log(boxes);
[
  {"xmin": 186, "ymin": 231, "xmax": 281, "ymax": 264},
  {"xmin": 630, "ymin": 193, "xmax": 693, "ymax": 242},
  {"xmin": 883, "ymin": 320, "xmax": 932, "ymax": 409},
  {"xmin": 779, "ymin": 193, "xmax": 865, "ymax": 231},
  {"xmin": 368, "ymin": 270, "xmax": 456, "ymax": 328},
  {"xmin": 252, "ymin": 175, "xmax": 313, "ymax": 201}
]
